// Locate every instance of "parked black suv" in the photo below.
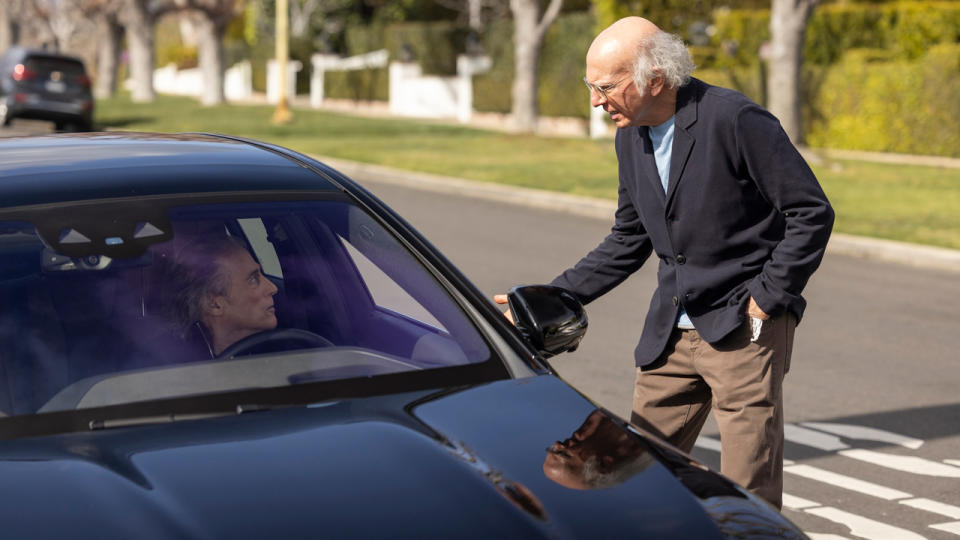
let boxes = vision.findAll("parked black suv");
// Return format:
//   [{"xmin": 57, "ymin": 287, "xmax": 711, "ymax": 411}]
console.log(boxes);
[{"xmin": 0, "ymin": 47, "xmax": 94, "ymax": 131}]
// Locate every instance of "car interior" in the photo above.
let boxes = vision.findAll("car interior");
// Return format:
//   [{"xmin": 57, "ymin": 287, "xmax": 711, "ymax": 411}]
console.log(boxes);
[{"xmin": 0, "ymin": 198, "xmax": 492, "ymax": 417}]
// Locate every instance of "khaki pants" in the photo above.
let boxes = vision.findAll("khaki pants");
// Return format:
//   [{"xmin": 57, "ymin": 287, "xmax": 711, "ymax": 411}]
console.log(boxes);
[{"xmin": 630, "ymin": 313, "xmax": 796, "ymax": 509}]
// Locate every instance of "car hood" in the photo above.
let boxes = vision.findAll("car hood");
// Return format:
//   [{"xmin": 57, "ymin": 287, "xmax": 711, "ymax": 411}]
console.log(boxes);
[{"xmin": 0, "ymin": 376, "xmax": 799, "ymax": 539}]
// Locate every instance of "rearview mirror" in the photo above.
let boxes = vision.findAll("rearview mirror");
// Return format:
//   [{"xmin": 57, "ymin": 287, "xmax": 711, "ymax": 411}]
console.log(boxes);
[{"xmin": 507, "ymin": 285, "xmax": 588, "ymax": 358}]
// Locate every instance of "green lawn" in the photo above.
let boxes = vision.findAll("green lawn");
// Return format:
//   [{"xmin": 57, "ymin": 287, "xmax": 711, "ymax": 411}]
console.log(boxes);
[{"xmin": 96, "ymin": 94, "xmax": 960, "ymax": 250}]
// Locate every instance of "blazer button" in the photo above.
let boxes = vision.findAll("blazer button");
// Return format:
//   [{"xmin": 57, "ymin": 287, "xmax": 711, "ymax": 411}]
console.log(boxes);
[
  {"xmin": 672, "ymin": 296, "xmax": 679, "ymax": 306},
  {"xmin": 676, "ymin": 254, "xmax": 687, "ymax": 265}
]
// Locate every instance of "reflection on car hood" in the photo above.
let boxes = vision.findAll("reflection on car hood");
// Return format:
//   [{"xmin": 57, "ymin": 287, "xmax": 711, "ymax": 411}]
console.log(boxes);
[{"xmin": 0, "ymin": 376, "xmax": 800, "ymax": 539}]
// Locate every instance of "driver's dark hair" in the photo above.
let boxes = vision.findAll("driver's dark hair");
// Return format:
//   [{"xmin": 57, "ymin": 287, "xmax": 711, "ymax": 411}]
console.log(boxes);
[{"xmin": 151, "ymin": 234, "xmax": 248, "ymax": 337}]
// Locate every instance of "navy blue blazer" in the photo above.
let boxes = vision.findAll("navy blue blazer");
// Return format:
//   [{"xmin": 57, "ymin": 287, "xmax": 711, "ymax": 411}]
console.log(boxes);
[{"xmin": 552, "ymin": 78, "xmax": 835, "ymax": 366}]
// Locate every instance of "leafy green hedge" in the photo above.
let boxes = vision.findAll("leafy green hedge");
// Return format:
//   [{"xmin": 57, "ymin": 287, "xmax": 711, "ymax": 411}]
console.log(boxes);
[
  {"xmin": 807, "ymin": 44, "xmax": 960, "ymax": 156},
  {"xmin": 713, "ymin": 1, "xmax": 960, "ymax": 67}
]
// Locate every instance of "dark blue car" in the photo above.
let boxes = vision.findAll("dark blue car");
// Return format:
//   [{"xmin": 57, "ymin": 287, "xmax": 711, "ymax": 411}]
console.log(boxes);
[
  {"xmin": 0, "ymin": 47, "xmax": 94, "ymax": 131},
  {"xmin": 0, "ymin": 133, "xmax": 807, "ymax": 538}
]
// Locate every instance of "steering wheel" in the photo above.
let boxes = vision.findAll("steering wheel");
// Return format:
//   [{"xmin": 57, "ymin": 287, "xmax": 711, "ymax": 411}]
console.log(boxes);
[{"xmin": 218, "ymin": 328, "xmax": 334, "ymax": 359}]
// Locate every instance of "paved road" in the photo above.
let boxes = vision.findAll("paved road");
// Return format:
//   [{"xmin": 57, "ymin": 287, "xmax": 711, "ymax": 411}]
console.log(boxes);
[
  {"xmin": 361, "ymin": 177, "xmax": 960, "ymax": 540},
  {"xmin": 0, "ymin": 119, "xmax": 56, "ymax": 136}
]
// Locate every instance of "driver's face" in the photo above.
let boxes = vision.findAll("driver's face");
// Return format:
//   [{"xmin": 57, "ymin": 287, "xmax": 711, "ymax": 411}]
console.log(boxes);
[{"xmin": 214, "ymin": 248, "xmax": 278, "ymax": 340}]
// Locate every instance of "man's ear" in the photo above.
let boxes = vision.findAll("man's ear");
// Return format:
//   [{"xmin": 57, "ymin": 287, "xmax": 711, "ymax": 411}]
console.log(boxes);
[
  {"xmin": 649, "ymin": 69, "xmax": 665, "ymax": 96},
  {"xmin": 204, "ymin": 294, "xmax": 225, "ymax": 317}
]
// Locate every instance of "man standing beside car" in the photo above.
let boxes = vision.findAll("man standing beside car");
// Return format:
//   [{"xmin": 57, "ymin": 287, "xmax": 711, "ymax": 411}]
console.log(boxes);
[{"xmin": 497, "ymin": 16, "xmax": 833, "ymax": 508}]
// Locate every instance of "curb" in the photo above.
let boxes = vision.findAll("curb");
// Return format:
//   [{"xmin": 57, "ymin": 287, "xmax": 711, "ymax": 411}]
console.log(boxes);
[{"xmin": 316, "ymin": 155, "xmax": 960, "ymax": 275}]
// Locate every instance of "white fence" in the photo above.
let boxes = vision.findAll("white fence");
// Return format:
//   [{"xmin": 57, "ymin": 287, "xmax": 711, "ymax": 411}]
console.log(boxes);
[
  {"xmin": 147, "ymin": 53, "xmax": 609, "ymax": 136},
  {"xmin": 152, "ymin": 61, "xmax": 253, "ymax": 101}
]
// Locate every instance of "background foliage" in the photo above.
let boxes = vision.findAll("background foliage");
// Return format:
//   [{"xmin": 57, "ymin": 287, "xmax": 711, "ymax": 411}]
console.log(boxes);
[{"xmin": 158, "ymin": 0, "xmax": 960, "ymax": 156}]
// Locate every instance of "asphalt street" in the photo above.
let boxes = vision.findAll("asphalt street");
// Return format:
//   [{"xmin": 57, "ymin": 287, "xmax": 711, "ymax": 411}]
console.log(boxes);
[{"xmin": 4, "ymin": 121, "xmax": 959, "ymax": 538}]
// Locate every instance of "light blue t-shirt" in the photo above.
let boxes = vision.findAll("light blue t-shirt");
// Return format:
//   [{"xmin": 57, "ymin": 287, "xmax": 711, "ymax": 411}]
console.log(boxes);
[{"xmin": 649, "ymin": 117, "xmax": 694, "ymax": 329}]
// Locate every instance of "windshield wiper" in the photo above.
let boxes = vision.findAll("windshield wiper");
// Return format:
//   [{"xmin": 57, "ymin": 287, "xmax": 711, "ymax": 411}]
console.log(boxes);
[{"xmin": 88, "ymin": 403, "xmax": 289, "ymax": 431}]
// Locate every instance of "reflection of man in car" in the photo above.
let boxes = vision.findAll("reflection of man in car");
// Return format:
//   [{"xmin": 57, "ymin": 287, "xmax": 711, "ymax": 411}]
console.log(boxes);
[
  {"xmin": 156, "ymin": 235, "xmax": 278, "ymax": 357},
  {"xmin": 544, "ymin": 410, "xmax": 654, "ymax": 490}
]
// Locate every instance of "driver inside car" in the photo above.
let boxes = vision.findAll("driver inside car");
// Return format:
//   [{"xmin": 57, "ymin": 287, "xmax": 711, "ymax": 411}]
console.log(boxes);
[{"xmin": 154, "ymin": 235, "xmax": 279, "ymax": 358}]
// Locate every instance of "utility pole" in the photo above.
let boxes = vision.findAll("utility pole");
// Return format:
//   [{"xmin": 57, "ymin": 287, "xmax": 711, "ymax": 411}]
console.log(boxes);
[{"xmin": 272, "ymin": 0, "xmax": 293, "ymax": 124}]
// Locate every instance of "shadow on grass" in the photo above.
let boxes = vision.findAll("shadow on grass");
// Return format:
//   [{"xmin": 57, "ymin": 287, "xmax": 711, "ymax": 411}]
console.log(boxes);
[{"xmin": 95, "ymin": 116, "xmax": 154, "ymax": 129}]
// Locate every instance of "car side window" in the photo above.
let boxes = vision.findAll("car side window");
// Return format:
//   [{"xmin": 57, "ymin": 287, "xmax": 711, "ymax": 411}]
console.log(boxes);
[
  {"xmin": 237, "ymin": 218, "xmax": 283, "ymax": 278},
  {"xmin": 339, "ymin": 236, "xmax": 445, "ymax": 330}
]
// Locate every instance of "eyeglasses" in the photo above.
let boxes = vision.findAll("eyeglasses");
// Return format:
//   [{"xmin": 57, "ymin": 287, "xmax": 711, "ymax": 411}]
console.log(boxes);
[{"xmin": 583, "ymin": 75, "xmax": 630, "ymax": 99}]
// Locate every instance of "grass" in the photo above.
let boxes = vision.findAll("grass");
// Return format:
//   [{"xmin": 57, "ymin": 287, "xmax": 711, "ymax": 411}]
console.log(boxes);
[{"xmin": 96, "ymin": 94, "xmax": 960, "ymax": 250}]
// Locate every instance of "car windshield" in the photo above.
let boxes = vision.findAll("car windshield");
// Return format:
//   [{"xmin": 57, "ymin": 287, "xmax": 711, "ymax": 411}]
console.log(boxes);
[{"xmin": 0, "ymin": 197, "xmax": 496, "ymax": 420}]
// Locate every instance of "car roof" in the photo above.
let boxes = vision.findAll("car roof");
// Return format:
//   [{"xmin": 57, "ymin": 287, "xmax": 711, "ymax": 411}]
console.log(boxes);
[
  {"xmin": 0, "ymin": 46, "xmax": 86, "ymax": 65},
  {"xmin": 0, "ymin": 132, "xmax": 343, "ymax": 209}
]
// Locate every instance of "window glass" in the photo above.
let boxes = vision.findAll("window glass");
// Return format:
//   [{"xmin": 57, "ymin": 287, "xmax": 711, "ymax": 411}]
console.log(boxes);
[
  {"xmin": 238, "ymin": 218, "xmax": 282, "ymax": 278},
  {"xmin": 0, "ymin": 200, "xmax": 493, "ymax": 417},
  {"xmin": 340, "ymin": 237, "xmax": 443, "ymax": 330}
]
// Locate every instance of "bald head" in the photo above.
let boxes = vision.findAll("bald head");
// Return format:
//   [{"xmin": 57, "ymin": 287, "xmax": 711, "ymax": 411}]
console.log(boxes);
[{"xmin": 586, "ymin": 16, "xmax": 661, "ymax": 71}]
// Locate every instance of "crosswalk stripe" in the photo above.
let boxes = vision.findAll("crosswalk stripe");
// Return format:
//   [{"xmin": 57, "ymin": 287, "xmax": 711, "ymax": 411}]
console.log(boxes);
[
  {"xmin": 930, "ymin": 521, "xmax": 960, "ymax": 536},
  {"xmin": 693, "ymin": 435, "xmax": 722, "ymax": 453},
  {"xmin": 839, "ymin": 449, "xmax": 960, "ymax": 478},
  {"xmin": 805, "ymin": 506, "xmax": 928, "ymax": 540},
  {"xmin": 786, "ymin": 424, "xmax": 850, "ymax": 451},
  {"xmin": 801, "ymin": 422, "xmax": 924, "ymax": 450},
  {"xmin": 784, "ymin": 464, "xmax": 912, "ymax": 500},
  {"xmin": 901, "ymin": 498, "xmax": 960, "ymax": 519},
  {"xmin": 782, "ymin": 492, "xmax": 820, "ymax": 510},
  {"xmin": 946, "ymin": 460, "xmax": 960, "ymax": 468},
  {"xmin": 806, "ymin": 534, "xmax": 851, "ymax": 540}
]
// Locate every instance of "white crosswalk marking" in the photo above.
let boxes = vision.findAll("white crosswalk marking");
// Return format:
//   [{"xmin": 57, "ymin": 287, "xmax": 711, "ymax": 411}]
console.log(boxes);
[
  {"xmin": 931, "ymin": 521, "xmax": 960, "ymax": 535},
  {"xmin": 804, "ymin": 507, "xmax": 929, "ymax": 540},
  {"xmin": 695, "ymin": 431, "xmax": 960, "ymax": 539},
  {"xmin": 786, "ymin": 424, "xmax": 850, "ymax": 451},
  {"xmin": 784, "ymin": 464, "xmax": 912, "ymax": 500},
  {"xmin": 839, "ymin": 449, "xmax": 960, "ymax": 477},
  {"xmin": 693, "ymin": 435, "xmax": 722, "ymax": 453},
  {"xmin": 901, "ymin": 498, "xmax": 960, "ymax": 519},
  {"xmin": 783, "ymin": 492, "xmax": 820, "ymax": 510},
  {"xmin": 801, "ymin": 422, "xmax": 924, "ymax": 450}
]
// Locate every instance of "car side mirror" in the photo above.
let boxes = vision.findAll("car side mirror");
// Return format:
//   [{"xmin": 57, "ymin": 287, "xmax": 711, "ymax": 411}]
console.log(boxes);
[{"xmin": 507, "ymin": 285, "xmax": 588, "ymax": 358}]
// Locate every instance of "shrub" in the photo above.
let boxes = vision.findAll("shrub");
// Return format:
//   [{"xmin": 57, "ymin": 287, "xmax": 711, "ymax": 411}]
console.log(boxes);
[{"xmin": 807, "ymin": 44, "xmax": 960, "ymax": 157}]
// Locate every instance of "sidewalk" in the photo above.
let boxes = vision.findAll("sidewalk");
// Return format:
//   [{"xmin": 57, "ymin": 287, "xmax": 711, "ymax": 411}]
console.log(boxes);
[{"xmin": 318, "ymin": 155, "xmax": 960, "ymax": 274}]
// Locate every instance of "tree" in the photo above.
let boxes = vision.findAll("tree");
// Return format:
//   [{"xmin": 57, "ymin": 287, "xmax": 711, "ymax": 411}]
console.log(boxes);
[
  {"xmin": 119, "ymin": 0, "xmax": 178, "ymax": 102},
  {"xmin": 767, "ymin": 0, "xmax": 818, "ymax": 144},
  {"xmin": 508, "ymin": 0, "xmax": 562, "ymax": 132},
  {"xmin": 173, "ymin": 0, "xmax": 243, "ymax": 106},
  {"xmin": 0, "ymin": 1, "xmax": 28, "ymax": 51},
  {"xmin": 89, "ymin": 0, "xmax": 125, "ymax": 99}
]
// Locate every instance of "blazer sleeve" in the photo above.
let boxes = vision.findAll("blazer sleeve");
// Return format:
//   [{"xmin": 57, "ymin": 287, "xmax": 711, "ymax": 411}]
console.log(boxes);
[
  {"xmin": 737, "ymin": 104, "xmax": 835, "ymax": 316},
  {"xmin": 550, "ymin": 176, "xmax": 653, "ymax": 304}
]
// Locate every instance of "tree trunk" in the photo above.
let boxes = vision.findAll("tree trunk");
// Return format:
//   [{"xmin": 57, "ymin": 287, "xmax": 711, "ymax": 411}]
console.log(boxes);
[
  {"xmin": 510, "ymin": 0, "xmax": 539, "ymax": 132},
  {"xmin": 468, "ymin": 0, "xmax": 482, "ymax": 32},
  {"xmin": 509, "ymin": 0, "xmax": 562, "ymax": 133},
  {"xmin": 123, "ymin": 0, "xmax": 156, "ymax": 102},
  {"xmin": 0, "ymin": 4, "xmax": 13, "ymax": 52},
  {"xmin": 767, "ymin": 0, "xmax": 817, "ymax": 144},
  {"xmin": 194, "ymin": 13, "xmax": 225, "ymax": 106},
  {"xmin": 95, "ymin": 14, "xmax": 122, "ymax": 99}
]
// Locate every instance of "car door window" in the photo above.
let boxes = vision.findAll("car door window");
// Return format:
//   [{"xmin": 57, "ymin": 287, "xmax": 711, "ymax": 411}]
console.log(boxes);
[{"xmin": 340, "ymin": 237, "xmax": 444, "ymax": 330}]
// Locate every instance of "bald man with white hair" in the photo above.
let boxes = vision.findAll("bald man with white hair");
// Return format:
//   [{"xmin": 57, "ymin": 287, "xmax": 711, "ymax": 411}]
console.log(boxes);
[{"xmin": 499, "ymin": 17, "xmax": 833, "ymax": 508}]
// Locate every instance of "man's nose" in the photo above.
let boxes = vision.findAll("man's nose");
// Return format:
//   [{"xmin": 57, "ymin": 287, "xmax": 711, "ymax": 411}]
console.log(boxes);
[
  {"xmin": 589, "ymin": 90, "xmax": 606, "ymax": 108},
  {"xmin": 266, "ymin": 278, "xmax": 278, "ymax": 296}
]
